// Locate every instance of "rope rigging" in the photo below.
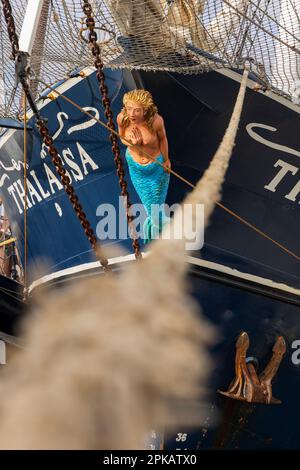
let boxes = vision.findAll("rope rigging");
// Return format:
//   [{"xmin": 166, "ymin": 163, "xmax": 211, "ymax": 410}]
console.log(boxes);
[
  {"xmin": 1, "ymin": 1, "xmax": 300, "ymax": 120},
  {"xmin": 222, "ymin": 0, "xmax": 300, "ymax": 54},
  {"xmin": 23, "ymin": 92, "xmax": 27, "ymax": 292}
]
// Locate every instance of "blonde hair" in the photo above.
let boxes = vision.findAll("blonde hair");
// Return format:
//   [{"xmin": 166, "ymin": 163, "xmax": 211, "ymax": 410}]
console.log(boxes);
[{"xmin": 122, "ymin": 89, "xmax": 158, "ymax": 131}]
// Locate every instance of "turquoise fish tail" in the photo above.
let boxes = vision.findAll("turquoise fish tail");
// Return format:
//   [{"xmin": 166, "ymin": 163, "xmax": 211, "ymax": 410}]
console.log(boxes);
[{"xmin": 125, "ymin": 150, "xmax": 170, "ymax": 243}]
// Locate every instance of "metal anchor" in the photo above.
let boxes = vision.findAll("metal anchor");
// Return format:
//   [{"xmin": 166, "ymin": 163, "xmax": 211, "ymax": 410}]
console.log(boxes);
[{"xmin": 219, "ymin": 332, "xmax": 286, "ymax": 404}]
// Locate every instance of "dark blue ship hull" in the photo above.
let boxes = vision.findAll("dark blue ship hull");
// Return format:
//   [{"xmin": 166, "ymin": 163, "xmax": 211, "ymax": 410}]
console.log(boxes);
[
  {"xmin": 0, "ymin": 67, "xmax": 299, "ymax": 286},
  {"xmin": 0, "ymin": 65, "xmax": 300, "ymax": 449},
  {"xmin": 137, "ymin": 68, "xmax": 300, "ymax": 288},
  {"xmin": 165, "ymin": 267, "xmax": 300, "ymax": 450}
]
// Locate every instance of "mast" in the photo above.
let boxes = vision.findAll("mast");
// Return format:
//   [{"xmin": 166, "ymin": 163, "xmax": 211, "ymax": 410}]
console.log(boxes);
[
  {"xmin": 30, "ymin": 0, "xmax": 51, "ymax": 100},
  {"xmin": 19, "ymin": 0, "xmax": 45, "ymax": 56},
  {"xmin": 18, "ymin": 0, "xmax": 49, "ymax": 104}
]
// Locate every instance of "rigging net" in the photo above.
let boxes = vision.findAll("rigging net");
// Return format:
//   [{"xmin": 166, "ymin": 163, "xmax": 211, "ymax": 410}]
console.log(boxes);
[{"xmin": 0, "ymin": 0, "xmax": 300, "ymax": 120}]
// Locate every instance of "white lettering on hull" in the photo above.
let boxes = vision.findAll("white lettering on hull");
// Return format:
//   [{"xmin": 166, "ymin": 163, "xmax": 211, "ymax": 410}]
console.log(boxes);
[
  {"xmin": 247, "ymin": 123, "xmax": 300, "ymax": 203},
  {"xmin": 1, "ymin": 109, "xmax": 100, "ymax": 214}
]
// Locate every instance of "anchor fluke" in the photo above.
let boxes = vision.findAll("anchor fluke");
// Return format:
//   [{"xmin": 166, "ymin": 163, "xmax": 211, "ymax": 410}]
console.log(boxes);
[{"xmin": 218, "ymin": 332, "xmax": 286, "ymax": 405}]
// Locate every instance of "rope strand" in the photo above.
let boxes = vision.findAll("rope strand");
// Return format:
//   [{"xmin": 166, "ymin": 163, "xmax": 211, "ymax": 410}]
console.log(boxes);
[{"xmin": 23, "ymin": 93, "xmax": 28, "ymax": 295}]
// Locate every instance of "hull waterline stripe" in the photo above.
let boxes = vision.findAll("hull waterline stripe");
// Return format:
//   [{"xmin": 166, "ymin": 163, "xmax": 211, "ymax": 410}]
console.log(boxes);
[{"xmin": 29, "ymin": 253, "xmax": 300, "ymax": 299}]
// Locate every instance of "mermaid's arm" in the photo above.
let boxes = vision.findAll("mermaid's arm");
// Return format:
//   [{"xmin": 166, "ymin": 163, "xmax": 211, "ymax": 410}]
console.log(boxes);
[
  {"xmin": 117, "ymin": 112, "xmax": 130, "ymax": 146},
  {"xmin": 155, "ymin": 116, "xmax": 171, "ymax": 168}
]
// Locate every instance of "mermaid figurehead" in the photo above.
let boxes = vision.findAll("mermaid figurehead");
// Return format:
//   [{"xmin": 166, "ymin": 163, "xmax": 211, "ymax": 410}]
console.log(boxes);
[
  {"xmin": 117, "ymin": 89, "xmax": 171, "ymax": 244},
  {"xmin": 122, "ymin": 90, "xmax": 158, "ymax": 130}
]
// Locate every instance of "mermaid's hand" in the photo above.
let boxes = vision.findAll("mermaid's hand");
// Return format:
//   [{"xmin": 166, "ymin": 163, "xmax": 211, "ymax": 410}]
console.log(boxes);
[{"xmin": 129, "ymin": 127, "xmax": 143, "ymax": 146}]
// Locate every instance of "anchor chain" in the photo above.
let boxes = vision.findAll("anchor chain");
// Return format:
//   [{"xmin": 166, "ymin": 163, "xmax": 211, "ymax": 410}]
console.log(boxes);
[
  {"xmin": 82, "ymin": 0, "xmax": 142, "ymax": 260},
  {"xmin": 1, "ymin": 0, "xmax": 110, "ymax": 272},
  {"xmin": 37, "ymin": 118, "xmax": 110, "ymax": 271},
  {"xmin": 1, "ymin": 0, "xmax": 19, "ymax": 59}
]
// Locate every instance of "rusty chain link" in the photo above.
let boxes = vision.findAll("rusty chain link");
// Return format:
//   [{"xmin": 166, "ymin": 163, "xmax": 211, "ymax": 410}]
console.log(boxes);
[
  {"xmin": 37, "ymin": 118, "xmax": 110, "ymax": 271},
  {"xmin": 82, "ymin": 0, "xmax": 142, "ymax": 260},
  {"xmin": 1, "ymin": 0, "xmax": 19, "ymax": 59},
  {"xmin": 1, "ymin": 0, "xmax": 110, "ymax": 272}
]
